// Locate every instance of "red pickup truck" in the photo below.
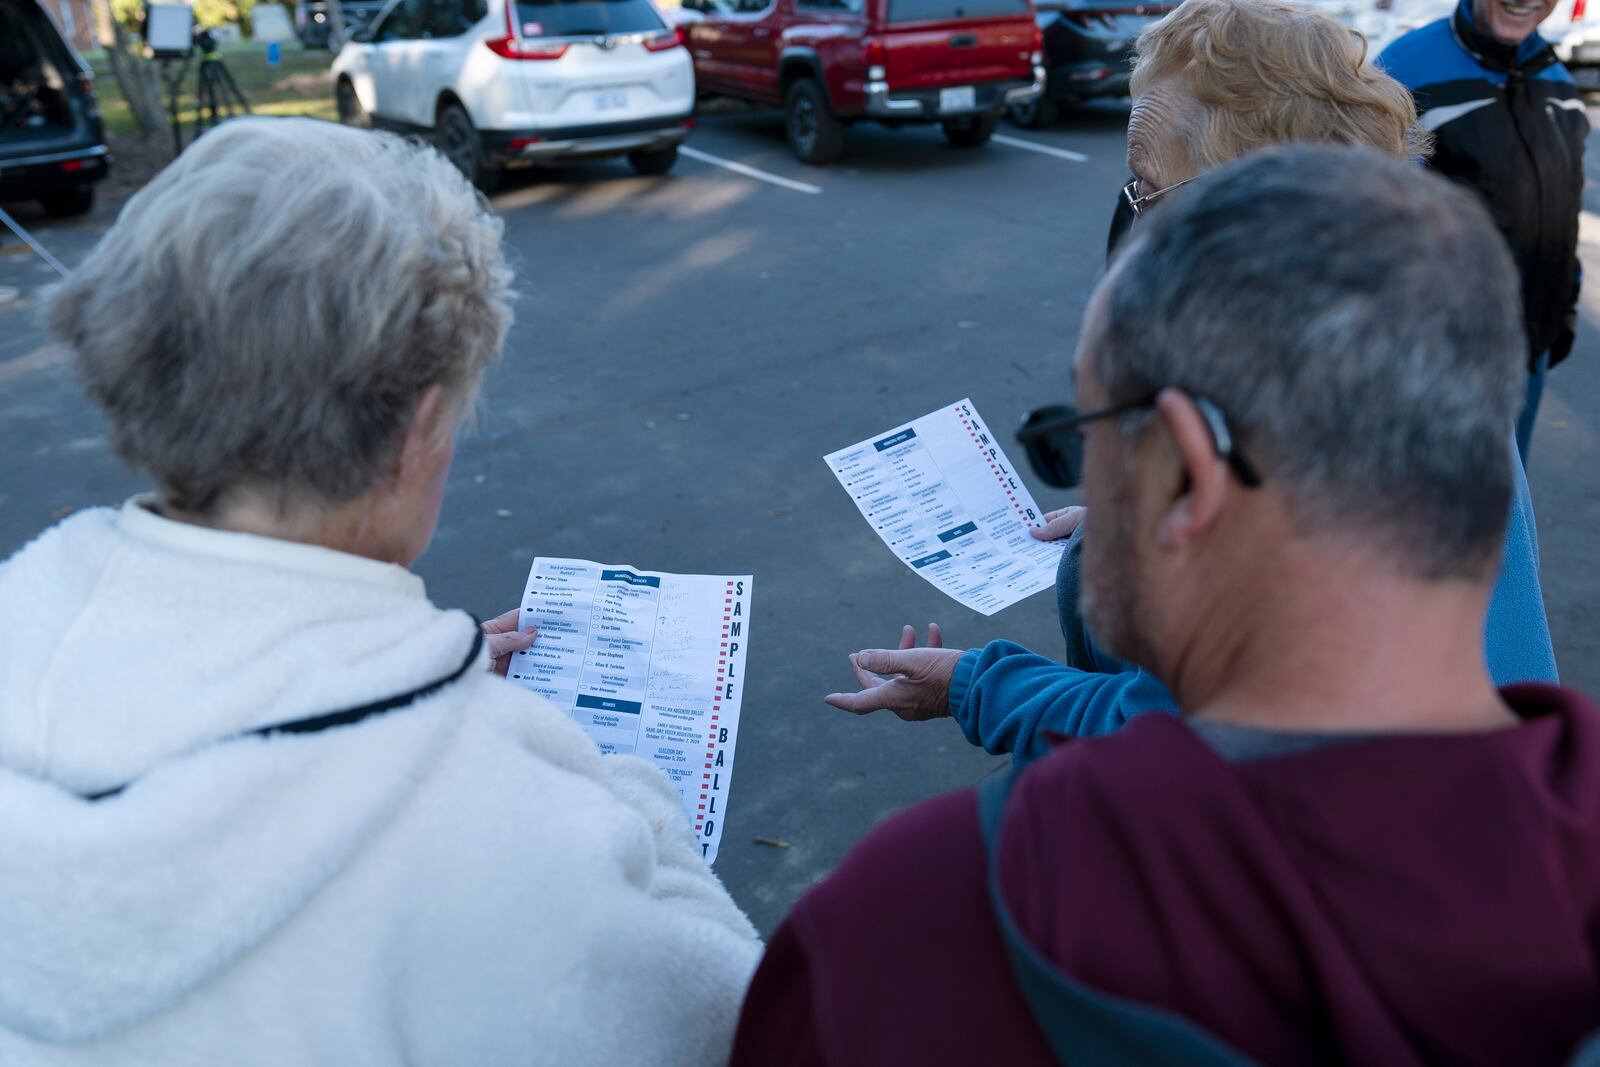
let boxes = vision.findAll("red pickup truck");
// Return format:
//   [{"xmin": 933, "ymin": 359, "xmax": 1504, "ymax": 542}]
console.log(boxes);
[{"xmin": 678, "ymin": 0, "xmax": 1045, "ymax": 163}]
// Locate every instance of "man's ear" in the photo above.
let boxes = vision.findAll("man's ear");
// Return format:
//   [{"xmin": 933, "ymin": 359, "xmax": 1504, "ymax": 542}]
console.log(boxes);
[
  {"xmin": 389, "ymin": 385, "xmax": 450, "ymax": 488},
  {"xmin": 1153, "ymin": 387, "xmax": 1228, "ymax": 550}
]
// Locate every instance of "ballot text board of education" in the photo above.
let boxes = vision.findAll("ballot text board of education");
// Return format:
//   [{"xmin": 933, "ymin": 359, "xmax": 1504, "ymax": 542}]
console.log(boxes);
[
  {"xmin": 826, "ymin": 399, "xmax": 1064, "ymax": 616},
  {"xmin": 509, "ymin": 559, "xmax": 750, "ymax": 864}
]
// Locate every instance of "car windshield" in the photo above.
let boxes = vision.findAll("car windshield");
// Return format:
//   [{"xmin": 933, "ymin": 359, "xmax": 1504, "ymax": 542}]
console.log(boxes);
[
  {"xmin": 513, "ymin": 0, "xmax": 664, "ymax": 37},
  {"xmin": 886, "ymin": 0, "xmax": 1028, "ymax": 21}
]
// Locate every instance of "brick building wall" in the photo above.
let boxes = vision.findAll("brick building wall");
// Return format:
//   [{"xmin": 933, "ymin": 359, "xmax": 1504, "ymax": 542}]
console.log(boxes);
[{"xmin": 37, "ymin": 0, "xmax": 100, "ymax": 53}]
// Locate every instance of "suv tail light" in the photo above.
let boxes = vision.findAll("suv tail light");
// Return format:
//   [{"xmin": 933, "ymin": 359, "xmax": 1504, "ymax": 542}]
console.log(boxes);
[
  {"xmin": 643, "ymin": 26, "xmax": 684, "ymax": 51},
  {"xmin": 486, "ymin": 1, "xmax": 570, "ymax": 59},
  {"xmin": 1576, "ymin": 0, "xmax": 1588, "ymax": 21},
  {"xmin": 486, "ymin": 35, "xmax": 570, "ymax": 58}
]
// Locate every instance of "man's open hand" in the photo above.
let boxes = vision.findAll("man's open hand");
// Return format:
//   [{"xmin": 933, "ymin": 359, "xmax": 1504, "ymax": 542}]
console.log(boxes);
[{"xmin": 824, "ymin": 624, "xmax": 962, "ymax": 721}]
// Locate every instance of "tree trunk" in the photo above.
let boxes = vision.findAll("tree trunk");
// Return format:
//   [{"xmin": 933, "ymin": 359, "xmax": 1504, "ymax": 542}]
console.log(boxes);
[
  {"xmin": 324, "ymin": 0, "xmax": 349, "ymax": 50},
  {"xmin": 95, "ymin": 0, "xmax": 170, "ymax": 137}
]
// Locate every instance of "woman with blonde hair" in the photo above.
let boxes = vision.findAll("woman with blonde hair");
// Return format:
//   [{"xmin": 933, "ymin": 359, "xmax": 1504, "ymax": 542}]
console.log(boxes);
[{"xmin": 1112, "ymin": 0, "xmax": 1428, "ymax": 246}]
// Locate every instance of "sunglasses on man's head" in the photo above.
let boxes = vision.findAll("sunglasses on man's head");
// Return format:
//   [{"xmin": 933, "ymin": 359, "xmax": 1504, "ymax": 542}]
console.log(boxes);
[{"xmin": 1015, "ymin": 393, "xmax": 1264, "ymax": 490}]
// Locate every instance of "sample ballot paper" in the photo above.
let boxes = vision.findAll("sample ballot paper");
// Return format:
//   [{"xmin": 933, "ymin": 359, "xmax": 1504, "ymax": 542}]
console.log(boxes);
[
  {"xmin": 825, "ymin": 399, "xmax": 1065, "ymax": 616},
  {"xmin": 507, "ymin": 558, "xmax": 751, "ymax": 864}
]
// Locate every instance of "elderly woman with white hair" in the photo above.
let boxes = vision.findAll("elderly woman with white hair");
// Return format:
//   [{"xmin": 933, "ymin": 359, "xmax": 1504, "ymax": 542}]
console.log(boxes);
[{"xmin": 0, "ymin": 118, "xmax": 759, "ymax": 1064}]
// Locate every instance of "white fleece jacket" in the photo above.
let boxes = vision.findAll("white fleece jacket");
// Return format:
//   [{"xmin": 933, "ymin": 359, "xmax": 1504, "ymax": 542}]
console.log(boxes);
[{"xmin": 0, "ymin": 501, "xmax": 761, "ymax": 1065}]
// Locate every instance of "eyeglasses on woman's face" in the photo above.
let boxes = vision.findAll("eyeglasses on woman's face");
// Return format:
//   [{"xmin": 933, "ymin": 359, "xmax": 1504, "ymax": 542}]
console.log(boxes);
[
  {"xmin": 1121, "ymin": 175, "xmax": 1198, "ymax": 219},
  {"xmin": 1015, "ymin": 391, "xmax": 1263, "ymax": 490}
]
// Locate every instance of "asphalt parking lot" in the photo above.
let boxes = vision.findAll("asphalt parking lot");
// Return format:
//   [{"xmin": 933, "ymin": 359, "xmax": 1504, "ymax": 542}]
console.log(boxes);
[{"xmin": 4, "ymin": 102, "xmax": 1599, "ymax": 935}]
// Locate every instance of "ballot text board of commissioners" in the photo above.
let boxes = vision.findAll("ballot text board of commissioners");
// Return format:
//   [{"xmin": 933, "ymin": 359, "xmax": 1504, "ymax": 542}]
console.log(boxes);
[
  {"xmin": 826, "ymin": 399, "xmax": 1064, "ymax": 616},
  {"xmin": 509, "ymin": 559, "xmax": 750, "ymax": 864}
]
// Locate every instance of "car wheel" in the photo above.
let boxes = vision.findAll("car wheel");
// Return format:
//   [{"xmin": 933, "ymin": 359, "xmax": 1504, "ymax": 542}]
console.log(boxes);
[
  {"xmin": 629, "ymin": 145, "xmax": 679, "ymax": 176},
  {"xmin": 784, "ymin": 78, "xmax": 845, "ymax": 165},
  {"xmin": 336, "ymin": 77, "xmax": 370, "ymax": 128},
  {"xmin": 39, "ymin": 185, "xmax": 93, "ymax": 218},
  {"xmin": 436, "ymin": 102, "xmax": 501, "ymax": 193},
  {"xmin": 943, "ymin": 113, "xmax": 998, "ymax": 148},
  {"xmin": 1008, "ymin": 93, "xmax": 1057, "ymax": 129}
]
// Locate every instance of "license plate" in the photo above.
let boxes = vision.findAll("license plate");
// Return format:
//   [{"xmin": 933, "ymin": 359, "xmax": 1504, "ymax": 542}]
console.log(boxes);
[
  {"xmin": 939, "ymin": 85, "xmax": 976, "ymax": 113},
  {"xmin": 593, "ymin": 89, "xmax": 630, "ymax": 112}
]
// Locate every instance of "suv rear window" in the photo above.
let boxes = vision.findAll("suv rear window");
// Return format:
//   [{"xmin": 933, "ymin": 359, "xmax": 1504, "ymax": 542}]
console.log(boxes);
[
  {"xmin": 1, "ymin": 0, "xmax": 81, "ymax": 143},
  {"xmin": 514, "ymin": 0, "xmax": 664, "ymax": 37},
  {"xmin": 885, "ymin": 0, "xmax": 1029, "ymax": 22}
]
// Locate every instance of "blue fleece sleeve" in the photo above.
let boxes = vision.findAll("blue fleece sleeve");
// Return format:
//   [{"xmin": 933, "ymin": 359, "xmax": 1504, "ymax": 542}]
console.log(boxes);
[
  {"xmin": 1485, "ymin": 444, "xmax": 1558, "ymax": 684},
  {"xmin": 949, "ymin": 642, "xmax": 1176, "ymax": 766}
]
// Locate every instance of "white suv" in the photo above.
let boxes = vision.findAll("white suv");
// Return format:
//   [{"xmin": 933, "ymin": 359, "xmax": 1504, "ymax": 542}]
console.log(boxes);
[
  {"xmin": 1546, "ymin": 0, "xmax": 1600, "ymax": 90},
  {"xmin": 332, "ymin": 0, "xmax": 695, "ymax": 188}
]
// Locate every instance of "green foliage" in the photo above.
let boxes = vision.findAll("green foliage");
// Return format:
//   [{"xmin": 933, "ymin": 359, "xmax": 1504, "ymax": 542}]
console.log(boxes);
[
  {"xmin": 193, "ymin": 0, "xmax": 256, "ymax": 33},
  {"xmin": 109, "ymin": 0, "xmax": 144, "ymax": 30}
]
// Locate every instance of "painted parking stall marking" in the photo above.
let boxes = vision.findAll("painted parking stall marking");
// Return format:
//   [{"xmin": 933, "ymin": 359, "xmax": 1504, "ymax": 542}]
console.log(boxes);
[
  {"xmin": 680, "ymin": 146, "xmax": 824, "ymax": 194},
  {"xmin": 993, "ymin": 133, "xmax": 1090, "ymax": 163}
]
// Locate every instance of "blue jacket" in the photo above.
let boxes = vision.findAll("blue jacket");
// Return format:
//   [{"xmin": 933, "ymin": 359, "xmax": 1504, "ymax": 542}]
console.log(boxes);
[
  {"xmin": 950, "ymin": 446, "xmax": 1559, "ymax": 764},
  {"xmin": 1379, "ymin": 0, "xmax": 1587, "ymax": 367}
]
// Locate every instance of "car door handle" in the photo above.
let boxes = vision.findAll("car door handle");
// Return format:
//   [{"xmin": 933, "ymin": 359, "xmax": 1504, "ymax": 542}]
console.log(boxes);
[{"xmin": 949, "ymin": 33, "xmax": 976, "ymax": 46}]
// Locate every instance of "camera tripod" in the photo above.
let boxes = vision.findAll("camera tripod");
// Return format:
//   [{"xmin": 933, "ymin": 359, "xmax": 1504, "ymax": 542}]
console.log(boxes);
[{"xmin": 159, "ymin": 29, "xmax": 252, "ymax": 158}]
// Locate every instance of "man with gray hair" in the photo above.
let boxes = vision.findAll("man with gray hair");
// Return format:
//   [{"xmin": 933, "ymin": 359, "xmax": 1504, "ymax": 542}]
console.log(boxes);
[{"xmin": 731, "ymin": 145, "xmax": 1600, "ymax": 1065}]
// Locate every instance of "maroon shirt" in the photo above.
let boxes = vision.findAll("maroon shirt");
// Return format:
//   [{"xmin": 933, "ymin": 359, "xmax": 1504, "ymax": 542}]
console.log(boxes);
[{"xmin": 732, "ymin": 686, "xmax": 1600, "ymax": 1066}]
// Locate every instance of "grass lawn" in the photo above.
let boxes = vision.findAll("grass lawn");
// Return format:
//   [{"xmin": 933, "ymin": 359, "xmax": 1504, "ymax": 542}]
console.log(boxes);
[{"xmin": 89, "ymin": 43, "xmax": 338, "ymax": 137}]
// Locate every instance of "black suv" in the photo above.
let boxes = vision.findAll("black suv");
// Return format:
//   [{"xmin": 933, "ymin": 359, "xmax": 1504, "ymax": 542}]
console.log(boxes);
[
  {"xmin": 295, "ymin": 0, "xmax": 391, "ymax": 50},
  {"xmin": 0, "ymin": 0, "xmax": 110, "ymax": 216}
]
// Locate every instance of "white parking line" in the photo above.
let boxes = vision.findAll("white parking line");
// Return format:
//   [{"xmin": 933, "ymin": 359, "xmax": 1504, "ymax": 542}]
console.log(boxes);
[
  {"xmin": 993, "ymin": 134, "xmax": 1090, "ymax": 163},
  {"xmin": 680, "ymin": 146, "xmax": 824, "ymax": 195}
]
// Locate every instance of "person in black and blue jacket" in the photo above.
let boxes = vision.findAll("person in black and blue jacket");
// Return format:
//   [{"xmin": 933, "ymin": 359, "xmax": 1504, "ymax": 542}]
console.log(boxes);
[{"xmin": 1380, "ymin": 0, "xmax": 1588, "ymax": 459}]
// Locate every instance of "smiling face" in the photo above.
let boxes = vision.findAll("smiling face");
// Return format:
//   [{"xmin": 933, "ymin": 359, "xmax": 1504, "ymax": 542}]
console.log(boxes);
[
  {"xmin": 1126, "ymin": 72, "xmax": 1204, "ymax": 200},
  {"xmin": 1473, "ymin": 0, "xmax": 1558, "ymax": 46}
]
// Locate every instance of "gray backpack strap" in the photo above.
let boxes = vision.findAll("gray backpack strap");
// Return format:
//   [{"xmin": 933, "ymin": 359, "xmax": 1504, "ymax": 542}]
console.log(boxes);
[
  {"xmin": 1568, "ymin": 1032, "xmax": 1600, "ymax": 1066},
  {"xmin": 977, "ymin": 770, "xmax": 1260, "ymax": 1067},
  {"xmin": 1053, "ymin": 526, "xmax": 1098, "ymax": 673}
]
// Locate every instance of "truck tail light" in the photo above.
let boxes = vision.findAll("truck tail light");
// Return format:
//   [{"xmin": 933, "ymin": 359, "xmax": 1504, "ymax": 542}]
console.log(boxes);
[
  {"xmin": 643, "ymin": 26, "xmax": 684, "ymax": 51},
  {"xmin": 1575, "ymin": 0, "xmax": 1588, "ymax": 21},
  {"xmin": 486, "ymin": 1, "xmax": 570, "ymax": 59},
  {"xmin": 1031, "ymin": 22, "xmax": 1042, "ymax": 52},
  {"xmin": 863, "ymin": 36, "xmax": 886, "ymax": 68}
]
